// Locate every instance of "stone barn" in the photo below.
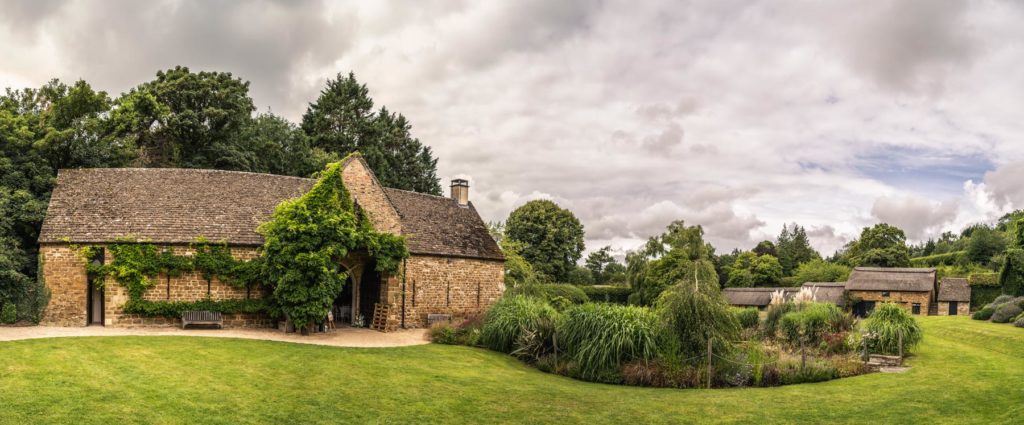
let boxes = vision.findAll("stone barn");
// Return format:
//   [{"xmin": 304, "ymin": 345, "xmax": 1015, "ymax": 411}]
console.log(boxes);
[
  {"xmin": 936, "ymin": 277, "xmax": 971, "ymax": 316},
  {"xmin": 37, "ymin": 154, "xmax": 504, "ymax": 329},
  {"xmin": 723, "ymin": 287, "xmax": 798, "ymax": 310},
  {"xmin": 846, "ymin": 267, "xmax": 937, "ymax": 317}
]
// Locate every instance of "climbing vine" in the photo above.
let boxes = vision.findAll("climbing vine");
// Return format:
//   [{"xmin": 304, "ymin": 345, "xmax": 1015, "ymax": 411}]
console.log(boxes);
[{"xmin": 259, "ymin": 155, "xmax": 408, "ymax": 330}]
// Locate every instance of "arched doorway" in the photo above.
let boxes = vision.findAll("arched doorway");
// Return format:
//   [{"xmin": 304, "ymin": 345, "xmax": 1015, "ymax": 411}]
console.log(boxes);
[{"xmin": 358, "ymin": 259, "xmax": 381, "ymax": 324}]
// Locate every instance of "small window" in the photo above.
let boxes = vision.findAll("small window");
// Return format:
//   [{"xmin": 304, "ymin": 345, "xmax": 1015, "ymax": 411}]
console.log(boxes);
[
  {"xmin": 912, "ymin": 303, "xmax": 921, "ymax": 315},
  {"xmin": 881, "ymin": 291, "xmax": 890, "ymax": 297}
]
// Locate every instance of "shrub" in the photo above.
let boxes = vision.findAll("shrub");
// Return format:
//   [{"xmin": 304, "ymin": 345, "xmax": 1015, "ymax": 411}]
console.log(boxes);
[
  {"xmin": 991, "ymin": 303, "xmax": 1023, "ymax": 323},
  {"xmin": 0, "ymin": 302, "xmax": 15, "ymax": 324},
  {"xmin": 778, "ymin": 303, "xmax": 850, "ymax": 348},
  {"xmin": 558, "ymin": 303, "xmax": 660, "ymax": 378},
  {"xmin": 480, "ymin": 295, "xmax": 559, "ymax": 353},
  {"xmin": 972, "ymin": 306, "xmax": 995, "ymax": 321},
  {"xmin": 621, "ymin": 360, "xmax": 703, "ymax": 388},
  {"xmin": 656, "ymin": 285, "xmax": 739, "ymax": 362},
  {"xmin": 1015, "ymin": 315, "xmax": 1024, "ymax": 328},
  {"xmin": 429, "ymin": 323, "xmax": 458, "ymax": 344},
  {"xmin": 862, "ymin": 303, "xmax": 923, "ymax": 355},
  {"xmin": 971, "ymin": 286, "xmax": 1002, "ymax": 310},
  {"xmin": 508, "ymin": 284, "xmax": 589, "ymax": 305},
  {"xmin": 988, "ymin": 294, "xmax": 1015, "ymax": 308},
  {"xmin": 762, "ymin": 302, "xmax": 794, "ymax": 339},
  {"xmin": 731, "ymin": 307, "xmax": 759, "ymax": 329},
  {"xmin": 777, "ymin": 358, "xmax": 838, "ymax": 385},
  {"xmin": 512, "ymin": 315, "xmax": 558, "ymax": 363},
  {"xmin": 578, "ymin": 285, "xmax": 633, "ymax": 304}
]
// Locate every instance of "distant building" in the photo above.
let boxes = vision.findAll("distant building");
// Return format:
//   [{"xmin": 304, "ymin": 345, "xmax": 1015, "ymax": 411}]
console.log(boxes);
[
  {"xmin": 846, "ymin": 267, "xmax": 936, "ymax": 317},
  {"xmin": 936, "ymin": 277, "xmax": 971, "ymax": 316},
  {"xmin": 722, "ymin": 287, "xmax": 798, "ymax": 310},
  {"xmin": 801, "ymin": 282, "xmax": 846, "ymax": 307}
]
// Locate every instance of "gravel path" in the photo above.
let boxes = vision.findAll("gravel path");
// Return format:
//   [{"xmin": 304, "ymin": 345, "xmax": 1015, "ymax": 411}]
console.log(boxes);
[{"xmin": 0, "ymin": 325, "xmax": 430, "ymax": 348}]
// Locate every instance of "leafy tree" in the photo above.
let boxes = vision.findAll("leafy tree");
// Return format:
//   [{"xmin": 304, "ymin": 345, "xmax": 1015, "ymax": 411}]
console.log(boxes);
[
  {"xmin": 566, "ymin": 266, "xmax": 594, "ymax": 285},
  {"xmin": 753, "ymin": 240, "xmax": 777, "ymax": 257},
  {"xmin": 725, "ymin": 251, "xmax": 783, "ymax": 287},
  {"xmin": 107, "ymin": 67, "xmax": 257, "ymax": 170},
  {"xmin": 499, "ymin": 239, "xmax": 538, "ymax": 288},
  {"xmin": 626, "ymin": 221, "xmax": 717, "ymax": 304},
  {"xmin": 655, "ymin": 272, "xmax": 740, "ymax": 363},
  {"xmin": 301, "ymin": 73, "xmax": 441, "ymax": 194},
  {"xmin": 999, "ymin": 249, "xmax": 1024, "ymax": 297},
  {"xmin": 845, "ymin": 223, "xmax": 911, "ymax": 267},
  {"xmin": 775, "ymin": 223, "xmax": 820, "ymax": 276},
  {"xmin": 791, "ymin": 259, "xmax": 850, "ymax": 285},
  {"xmin": 240, "ymin": 113, "xmax": 334, "ymax": 177},
  {"xmin": 505, "ymin": 200, "xmax": 585, "ymax": 282},
  {"xmin": 585, "ymin": 246, "xmax": 625, "ymax": 284},
  {"xmin": 965, "ymin": 225, "xmax": 1006, "ymax": 266}
]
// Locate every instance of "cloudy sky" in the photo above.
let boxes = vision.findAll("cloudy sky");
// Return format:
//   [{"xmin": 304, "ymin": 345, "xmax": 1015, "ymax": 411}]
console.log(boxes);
[{"xmin": 3, "ymin": 0, "xmax": 1024, "ymax": 258}]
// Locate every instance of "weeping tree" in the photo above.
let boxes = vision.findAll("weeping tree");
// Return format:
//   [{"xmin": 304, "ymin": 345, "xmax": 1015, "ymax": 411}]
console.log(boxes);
[
  {"xmin": 655, "ymin": 259, "xmax": 739, "ymax": 363},
  {"xmin": 258, "ymin": 155, "xmax": 407, "ymax": 332}
]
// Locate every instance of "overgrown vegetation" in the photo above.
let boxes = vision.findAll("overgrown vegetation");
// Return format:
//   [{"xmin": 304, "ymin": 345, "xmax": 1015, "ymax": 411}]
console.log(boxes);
[
  {"xmin": 558, "ymin": 303, "xmax": 659, "ymax": 379},
  {"xmin": 862, "ymin": 303, "xmax": 922, "ymax": 355}
]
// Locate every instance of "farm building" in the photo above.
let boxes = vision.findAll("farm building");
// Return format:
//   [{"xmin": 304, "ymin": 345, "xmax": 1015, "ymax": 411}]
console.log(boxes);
[
  {"xmin": 800, "ymin": 282, "xmax": 847, "ymax": 307},
  {"xmin": 846, "ymin": 267, "xmax": 937, "ymax": 317},
  {"xmin": 36, "ymin": 154, "xmax": 505, "ymax": 330},
  {"xmin": 722, "ymin": 287, "xmax": 798, "ymax": 310},
  {"xmin": 936, "ymin": 277, "xmax": 971, "ymax": 316}
]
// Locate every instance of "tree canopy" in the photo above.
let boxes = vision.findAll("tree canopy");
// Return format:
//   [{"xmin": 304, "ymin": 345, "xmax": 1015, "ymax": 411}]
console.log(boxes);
[
  {"xmin": 775, "ymin": 223, "xmax": 819, "ymax": 276},
  {"xmin": 844, "ymin": 223, "xmax": 911, "ymax": 267},
  {"xmin": 505, "ymin": 200, "xmax": 585, "ymax": 282}
]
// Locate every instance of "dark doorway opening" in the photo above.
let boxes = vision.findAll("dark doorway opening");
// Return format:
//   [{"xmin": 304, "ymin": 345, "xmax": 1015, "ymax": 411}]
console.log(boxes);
[
  {"xmin": 333, "ymin": 275, "xmax": 354, "ymax": 326},
  {"xmin": 948, "ymin": 301, "xmax": 958, "ymax": 316},
  {"xmin": 911, "ymin": 303, "xmax": 921, "ymax": 315},
  {"xmin": 853, "ymin": 301, "xmax": 876, "ymax": 318},
  {"xmin": 86, "ymin": 249, "xmax": 105, "ymax": 326},
  {"xmin": 359, "ymin": 259, "xmax": 381, "ymax": 324}
]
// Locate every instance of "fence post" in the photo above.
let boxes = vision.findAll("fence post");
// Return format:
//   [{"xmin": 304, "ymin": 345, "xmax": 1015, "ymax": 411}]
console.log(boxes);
[
  {"xmin": 898, "ymin": 329, "xmax": 904, "ymax": 359},
  {"xmin": 706, "ymin": 337, "xmax": 713, "ymax": 389}
]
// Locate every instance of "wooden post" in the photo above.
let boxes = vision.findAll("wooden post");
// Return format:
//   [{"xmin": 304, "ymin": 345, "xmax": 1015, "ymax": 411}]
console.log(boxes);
[
  {"xmin": 706, "ymin": 337, "xmax": 713, "ymax": 389},
  {"xmin": 898, "ymin": 329, "xmax": 904, "ymax": 359}
]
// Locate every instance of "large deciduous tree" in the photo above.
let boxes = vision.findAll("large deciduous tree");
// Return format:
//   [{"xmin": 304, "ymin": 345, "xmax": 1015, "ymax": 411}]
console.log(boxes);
[
  {"xmin": 585, "ymin": 246, "xmax": 626, "ymax": 284},
  {"xmin": 845, "ymin": 223, "xmax": 911, "ymax": 268},
  {"xmin": 775, "ymin": 223, "xmax": 819, "ymax": 276},
  {"xmin": 107, "ymin": 67, "xmax": 257, "ymax": 170},
  {"xmin": 505, "ymin": 200, "xmax": 585, "ymax": 282},
  {"xmin": 301, "ymin": 73, "xmax": 441, "ymax": 195},
  {"xmin": 725, "ymin": 251, "xmax": 783, "ymax": 287}
]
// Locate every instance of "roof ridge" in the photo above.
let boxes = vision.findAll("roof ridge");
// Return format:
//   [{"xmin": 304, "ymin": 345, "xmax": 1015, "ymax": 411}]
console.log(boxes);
[
  {"xmin": 58, "ymin": 167, "xmax": 318, "ymax": 182},
  {"xmin": 385, "ymin": 186, "xmax": 453, "ymax": 201}
]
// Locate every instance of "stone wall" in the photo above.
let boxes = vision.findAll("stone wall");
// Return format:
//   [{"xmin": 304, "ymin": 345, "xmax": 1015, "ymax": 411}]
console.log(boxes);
[
  {"xmin": 936, "ymin": 301, "xmax": 970, "ymax": 316},
  {"xmin": 39, "ymin": 243, "xmax": 271, "ymax": 328},
  {"xmin": 391, "ymin": 255, "xmax": 505, "ymax": 328},
  {"xmin": 341, "ymin": 158, "xmax": 402, "ymax": 234},
  {"xmin": 849, "ymin": 290, "xmax": 932, "ymax": 315}
]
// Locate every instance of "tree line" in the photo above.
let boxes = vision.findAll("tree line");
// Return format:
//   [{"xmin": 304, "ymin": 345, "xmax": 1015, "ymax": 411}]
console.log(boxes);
[{"xmin": 0, "ymin": 67, "xmax": 442, "ymax": 320}]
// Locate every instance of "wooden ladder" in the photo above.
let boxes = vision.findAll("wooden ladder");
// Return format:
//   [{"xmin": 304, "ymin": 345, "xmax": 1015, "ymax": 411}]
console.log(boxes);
[{"xmin": 370, "ymin": 303, "xmax": 393, "ymax": 332}]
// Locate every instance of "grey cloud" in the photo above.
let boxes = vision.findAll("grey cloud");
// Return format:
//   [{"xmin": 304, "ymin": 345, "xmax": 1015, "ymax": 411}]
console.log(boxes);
[
  {"xmin": 870, "ymin": 195, "xmax": 960, "ymax": 240},
  {"xmin": 979, "ymin": 161, "xmax": 1024, "ymax": 210}
]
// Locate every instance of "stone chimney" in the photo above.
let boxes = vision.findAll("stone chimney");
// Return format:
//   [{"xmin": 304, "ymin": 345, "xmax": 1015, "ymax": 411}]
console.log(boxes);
[{"xmin": 450, "ymin": 179, "xmax": 469, "ymax": 206}]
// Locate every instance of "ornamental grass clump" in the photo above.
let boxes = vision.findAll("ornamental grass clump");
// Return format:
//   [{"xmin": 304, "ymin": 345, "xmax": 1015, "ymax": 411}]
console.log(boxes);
[
  {"xmin": 862, "ymin": 302, "xmax": 922, "ymax": 355},
  {"xmin": 655, "ymin": 281, "xmax": 740, "ymax": 362},
  {"xmin": 507, "ymin": 283, "xmax": 589, "ymax": 305},
  {"xmin": 558, "ymin": 303, "xmax": 660, "ymax": 378},
  {"xmin": 731, "ymin": 307, "xmax": 759, "ymax": 329},
  {"xmin": 480, "ymin": 295, "xmax": 559, "ymax": 353},
  {"xmin": 762, "ymin": 301, "xmax": 795, "ymax": 339},
  {"xmin": 777, "ymin": 302, "xmax": 850, "ymax": 348}
]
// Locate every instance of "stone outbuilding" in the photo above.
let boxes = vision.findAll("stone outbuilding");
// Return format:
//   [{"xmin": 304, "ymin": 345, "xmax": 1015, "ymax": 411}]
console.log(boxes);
[
  {"xmin": 936, "ymin": 277, "xmax": 971, "ymax": 316},
  {"xmin": 723, "ymin": 287, "xmax": 798, "ymax": 310},
  {"xmin": 801, "ymin": 282, "xmax": 847, "ymax": 307},
  {"xmin": 846, "ymin": 267, "xmax": 937, "ymax": 317},
  {"xmin": 37, "ymin": 155, "xmax": 504, "ymax": 329}
]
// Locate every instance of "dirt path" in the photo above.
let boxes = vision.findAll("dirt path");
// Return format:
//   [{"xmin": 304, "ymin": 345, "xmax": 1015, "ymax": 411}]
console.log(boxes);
[{"xmin": 0, "ymin": 325, "xmax": 430, "ymax": 348}]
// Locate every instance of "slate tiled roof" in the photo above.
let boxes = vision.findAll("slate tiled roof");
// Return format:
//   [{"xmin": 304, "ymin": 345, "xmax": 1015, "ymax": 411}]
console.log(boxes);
[
  {"xmin": 39, "ymin": 168, "xmax": 504, "ymax": 261},
  {"xmin": 384, "ymin": 188, "xmax": 504, "ymax": 261},
  {"xmin": 937, "ymin": 278, "xmax": 971, "ymax": 302},
  {"xmin": 845, "ymin": 267, "xmax": 936, "ymax": 292},
  {"xmin": 723, "ymin": 287, "xmax": 798, "ymax": 307},
  {"xmin": 801, "ymin": 282, "xmax": 847, "ymax": 306}
]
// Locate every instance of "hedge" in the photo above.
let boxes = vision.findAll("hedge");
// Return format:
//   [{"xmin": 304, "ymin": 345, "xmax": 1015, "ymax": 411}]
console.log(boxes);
[
  {"xmin": 910, "ymin": 251, "xmax": 965, "ymax": 267},
  {"xmin": 968, "ymin": 273, "xmax": 1000, "ymax": 287},
  {"xmin": 122, "ymin": 298, "xmax": 271, "ymax": 318},
  {"xmin": 507, "ymin": 284, "xmax": 589, "ymax": 304},
  {"xmin": 971, "ymin": 286, "xmax": 1002, "ymax": 310},
  {"xmin": 578, "ymin": 286, "xmax": 633, "ymax": 304}
]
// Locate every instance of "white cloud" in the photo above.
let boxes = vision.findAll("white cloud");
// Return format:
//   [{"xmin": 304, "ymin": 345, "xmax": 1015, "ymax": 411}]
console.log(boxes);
[{"xmin": 870, "ymin": 196, "xmax": 960, "ymax": 241}]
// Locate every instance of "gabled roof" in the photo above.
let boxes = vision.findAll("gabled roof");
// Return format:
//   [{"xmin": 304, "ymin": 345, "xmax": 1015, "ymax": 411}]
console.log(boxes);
[
  {"xmin": 39, "ymin": 167, "xmax": 504, "ymax": 261},
  {"xmin": 723, "ymin": 287, "xmax": 798, "ymax": 307},
  {"xmin": 845, "ymin": 267, "xmax": 936, "ymax": 292},
  {"xmin": 937, "ymin": 278, "xmax": 971, "ymax": 302},
  {"xmin": 801, "ymin": 282, "xmax": 847, "ymax": 306}
]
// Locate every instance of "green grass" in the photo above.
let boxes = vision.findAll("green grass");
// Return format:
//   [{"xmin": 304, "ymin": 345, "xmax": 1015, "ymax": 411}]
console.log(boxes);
[{"xmin": 1, "ymin": 317, "xmax": 1022, "ymax": 424}]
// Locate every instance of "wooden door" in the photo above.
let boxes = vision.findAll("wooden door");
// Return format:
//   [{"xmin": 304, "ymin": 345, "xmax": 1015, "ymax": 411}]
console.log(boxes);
[{"xmin": 949, "ymin": 302, "xmax": 958, "ymax": 315}]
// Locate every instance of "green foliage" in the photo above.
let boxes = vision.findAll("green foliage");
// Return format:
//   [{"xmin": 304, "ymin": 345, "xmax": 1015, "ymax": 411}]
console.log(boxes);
[
  {"xmin": 778, "ymin": 358, "xmax": 838, "ymax": 385},
  {"xmin": 791, "ymin": 259, "xmax": 850, "ymax": 285},
  {"xmin": 507, "ymin": 284, "xmax": 589, "ymax": 305},
  {"xmin": 845, "ymin": 224, "xmax": 911, "ymax": 267},
  {"xmin": 627, "ymin": 221, "xmax": 718, "ymax": 304},
  {"xmin": 108, "ymin": 67, "xmax": 257, "ymax": 169},
  {"xmin": 655, "ymin": 283, "xmax": 739, "ymax": 362},
  {"xmin": 775, "ymin": 224, "xmax": 820, "ymax": 276},
  {"xmin": 862, "ymin": 303, "xmax": 923, "ymax": 355},
  {"xmin": 498, "ymin": 238, "xmax": 539, "ymax": 288},
  {"xmin": 480, "ymin": 295, "xmax": 559, "ymax": 353},
  {"xmin": 566, "ymin": 266, "xmax": 594, "ymax": 285},
  {"xmin": 578, "ymin": 285, "xmax": 633, "ymax": 304},
  {"xmin": 585, "ymin": 246, "xmax": 626, "ymax": 284},
  {"xmin": 999, "ymin": 249, "xmax": 1024, "ymax": 297},
  {"xmin": 762, "ymin": 302, "xmax": 794, "ymax": 339},
  {"xmin": 910, "ymin": 251, "xmax": 966, "ymax": 267},
  {"xmin": 558, "ymin": 303, "xmax": 660, "ymax": 379},
  {"xmin": 968, "ymin": 273, "xmax": 1000, "ymax": 287},
  {"xmin": 0, "ymin": 301, "xmax": 15, "ymax": 324},
  {"xmin": 259, "ymin": 158, "xmax": 408, "ymax": 330},
  {"xmin": 505, "ymin": 200, "xmax": 585, "ymax": 282},
  {"xmin": 241, "ymin": 113, "xmax": 334, "ymax": 178},
  {"xmin": 731, "ymin": 307, "xmax": 759, "ymax": 329},
  {"xmin": 752, "ymin": 240, "xmax": 776, "ymax": 257},
  {"xmin": 777, "ymin": 303, "xmax": 850, "ymax": 347},
  {"xmin": 971, "ymin": 286, "xmax": 1002, "ymax": 310},
  {"xmin": 725, "ymin": 252, "xmax": 783, "ymax": 287},
  {"xmin": 429, "ymin": 323, "xmax": 459, "ymax": 345},
  {"xmin": 966, "ymin": 225, "xmax": 1007, "ymax": 266},
  {"xmin": 972, "ymin": 306, "xmax": 995, "ymax": 320},
  {"xmin": 122, "ymin": 298, "xmax": 270, "ymax": 318},
  {"xmin": 1014, "ymin": 315, "xmax": 1024, "ymax": 328},
  {"xmin": 301, "ymin": 72, "xmax": 441, "ymax": 194},
  {"xmin": 991, "ymin": 303, "xmax": 1023, "ymax": 323}
]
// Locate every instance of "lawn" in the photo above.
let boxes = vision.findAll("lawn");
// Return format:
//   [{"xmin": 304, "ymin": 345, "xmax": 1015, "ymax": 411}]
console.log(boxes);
[{"xmin": 0, "ymin": 317, "xmax": 1021, "ymax": 424}]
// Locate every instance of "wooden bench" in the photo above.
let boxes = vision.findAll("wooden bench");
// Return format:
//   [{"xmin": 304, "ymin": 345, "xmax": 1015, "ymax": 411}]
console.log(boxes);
[{"xmin": 181, "ymin": 311, "xmax": 223, "ymax": 329}]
